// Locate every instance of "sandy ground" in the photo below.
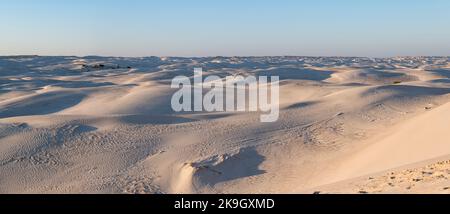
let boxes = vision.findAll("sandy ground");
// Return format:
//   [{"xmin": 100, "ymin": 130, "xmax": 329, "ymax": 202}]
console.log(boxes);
[
  {"xmin": 309, "ymin": 156, "xmax": 450, "ymax": 194},
  {"xmin": 0, "ymin": 56, "xmax": 449, "ymax": 194}
]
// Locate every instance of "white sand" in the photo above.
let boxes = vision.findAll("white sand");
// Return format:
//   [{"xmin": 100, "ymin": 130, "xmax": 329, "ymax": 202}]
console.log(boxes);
[{"xmin": 0, "ymin": 56, "xmax": 449, "ymax": 193}]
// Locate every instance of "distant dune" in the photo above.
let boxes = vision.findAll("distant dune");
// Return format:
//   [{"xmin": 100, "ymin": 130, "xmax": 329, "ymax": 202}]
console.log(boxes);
[{"xmin": 0, "ymin": 56, "xmax": 449, "ymax": 193}]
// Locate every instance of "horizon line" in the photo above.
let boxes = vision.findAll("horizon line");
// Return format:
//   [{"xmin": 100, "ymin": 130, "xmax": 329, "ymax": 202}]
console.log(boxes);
[{"xmin": 1, "ymin": 54, "xmax": 450, "ymax": 59}]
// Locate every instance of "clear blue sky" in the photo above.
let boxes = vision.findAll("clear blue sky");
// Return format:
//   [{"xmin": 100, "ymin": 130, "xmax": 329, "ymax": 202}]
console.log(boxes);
[{"xmin": 1, "ymin": 0, "xmax": 450, "ymax": 57}]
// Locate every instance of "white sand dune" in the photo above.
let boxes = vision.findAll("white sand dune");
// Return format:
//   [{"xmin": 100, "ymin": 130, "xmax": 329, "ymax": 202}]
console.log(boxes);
[
  {"xmin": 333, "ymin": 101, "xmax": 450, "ymax": 180},
  {"xmin": 0, "ymin": 56, "xmax": 449, "ymax": 193}
]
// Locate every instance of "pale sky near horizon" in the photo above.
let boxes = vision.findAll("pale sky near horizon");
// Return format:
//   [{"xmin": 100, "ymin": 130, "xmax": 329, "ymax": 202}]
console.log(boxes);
[{"xmin": 1, "ymin": 0, "xmax": 450, "ymax": 57}]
